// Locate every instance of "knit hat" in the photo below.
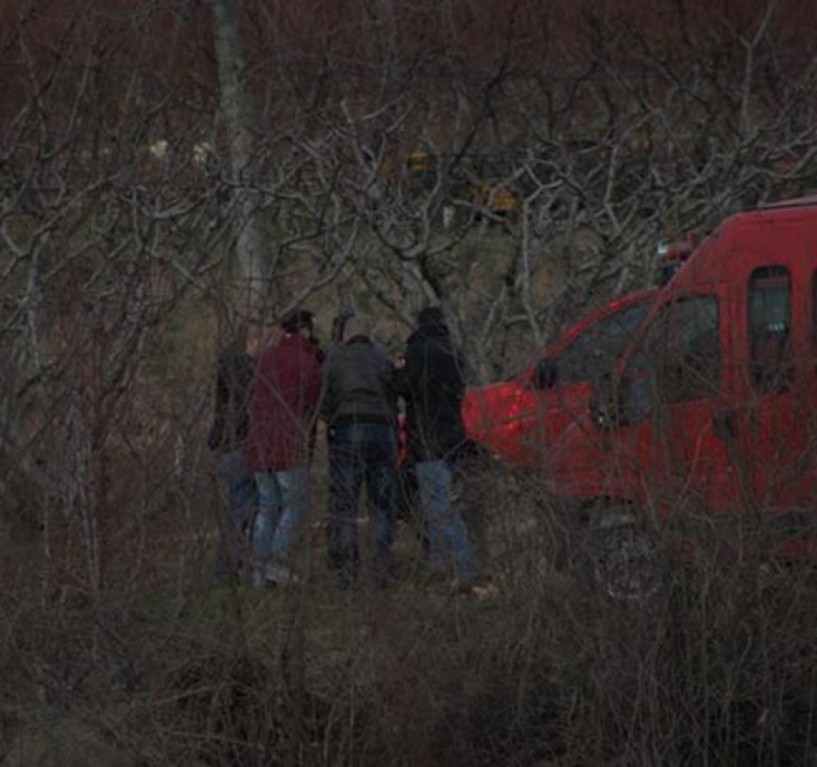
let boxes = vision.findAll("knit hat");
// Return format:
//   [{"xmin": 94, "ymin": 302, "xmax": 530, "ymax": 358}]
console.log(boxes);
[
  {"xmin": 281, "ymin": 309, "xmax": 315, "ymax": 334},
  {"xmin": 343, "ymin": 315, "xmax": 371, "ymax": 341}
]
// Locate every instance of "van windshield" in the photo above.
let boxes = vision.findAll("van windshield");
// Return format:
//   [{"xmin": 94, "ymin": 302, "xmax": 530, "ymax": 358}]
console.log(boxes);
[{"xmin": 558, "ymin": 302, "xmax": 650, "ymax": 383}]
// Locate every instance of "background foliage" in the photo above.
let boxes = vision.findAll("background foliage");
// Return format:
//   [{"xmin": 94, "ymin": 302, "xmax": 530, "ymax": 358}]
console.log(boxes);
[{"xmin": 2, "ymin": 0, "xmax": 817, "ymax": 763}]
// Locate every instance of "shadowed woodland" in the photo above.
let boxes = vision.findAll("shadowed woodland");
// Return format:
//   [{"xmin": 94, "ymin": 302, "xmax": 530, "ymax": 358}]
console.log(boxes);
[{"xmin": 2, "ymin": 0, "xmax": 817, "ymax": 763}]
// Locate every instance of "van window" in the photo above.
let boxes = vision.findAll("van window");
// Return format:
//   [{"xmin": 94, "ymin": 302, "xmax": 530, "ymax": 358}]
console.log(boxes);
[
  {"xmin": 558, "ymin": 302, "xmax": 649, "ymax": 382},
  {"xmin": 625, "ymin": 295, "xmax": 720, "ymax": 418},
  {"xmin": 749, "ymin": 266, "xmax": 792, "ymax": 393}
]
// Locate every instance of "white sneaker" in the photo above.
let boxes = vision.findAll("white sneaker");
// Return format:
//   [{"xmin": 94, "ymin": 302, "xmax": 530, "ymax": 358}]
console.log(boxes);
[{"xmin": 264, "ymin": 563, "xmax": 299, "ymax": 586}]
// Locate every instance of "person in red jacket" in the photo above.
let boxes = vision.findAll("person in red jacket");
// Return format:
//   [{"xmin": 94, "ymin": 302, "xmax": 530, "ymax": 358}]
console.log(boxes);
[{"xmin": 246, "ymin": 309, "xmax": 323, "ymax": 587}]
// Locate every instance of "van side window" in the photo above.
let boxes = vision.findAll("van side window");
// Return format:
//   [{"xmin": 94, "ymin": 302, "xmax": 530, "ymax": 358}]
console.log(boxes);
[
  {"xmin": 749, "ymin": 266, "xmax": 792, "ymax": 393},
  {"xmin": 558, "ymin": 303, "xmax": 649, "ymax": 383},
  {"xmin": 633, "ymin": 295, "xmax": 720, "ymax": 407}
]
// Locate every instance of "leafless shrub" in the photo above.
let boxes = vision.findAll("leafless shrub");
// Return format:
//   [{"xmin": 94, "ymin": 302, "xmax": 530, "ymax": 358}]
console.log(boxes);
[{"xmin": 2, "ymin": 0, "xmax": 817, "ymax": 764}]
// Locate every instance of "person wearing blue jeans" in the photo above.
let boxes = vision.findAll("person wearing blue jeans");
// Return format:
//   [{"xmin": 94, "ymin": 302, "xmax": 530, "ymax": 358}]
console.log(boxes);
[
  {"xmin": 252, "ymin": 465, "xmax": 309, "ymax": 585},
  {"xmin": 395, "ymin": 306, "xmax": 479, "ymax": 590},
  {"xmin": 414, "ymin": 458, "xmax": 476, "ymax": 583},
  {"xmin": 208, "ymin": 321, "xmax": 262, "ymax": 581},
  {"xmin": 246, "ymin": 309, "xmax": 323, "ymax": 587},
  {"xmin": 214, "ymin": 451, "xmax": 258, "ymax": 579},
  {"xmin": 321, "ymin": 316, "xmax": 399, "ymax": 588}
]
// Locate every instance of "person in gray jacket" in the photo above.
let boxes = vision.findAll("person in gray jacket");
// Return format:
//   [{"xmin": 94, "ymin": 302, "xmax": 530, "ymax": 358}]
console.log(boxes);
[{"xmin": 321, "ymin": 315, "xmax": 399, "ymax": 588}]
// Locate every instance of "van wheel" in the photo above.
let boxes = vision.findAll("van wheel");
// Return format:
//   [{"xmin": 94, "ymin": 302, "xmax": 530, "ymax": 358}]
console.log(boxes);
[{"xmin": 586, "ymin": 508, "xmax": 662, "ymax": 602}]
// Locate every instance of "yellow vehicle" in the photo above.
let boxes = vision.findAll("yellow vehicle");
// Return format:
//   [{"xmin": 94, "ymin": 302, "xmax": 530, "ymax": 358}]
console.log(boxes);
[
  {"xmin": 474, "ymin": 179, "xmax": 518, "ymax": 217},
  {"xmin": 406, "ymin": 149, "xmax": 433, "ymax": 174}
]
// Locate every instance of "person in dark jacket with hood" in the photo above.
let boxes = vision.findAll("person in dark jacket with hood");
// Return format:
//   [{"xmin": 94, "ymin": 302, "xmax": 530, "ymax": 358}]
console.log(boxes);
[
  {"xmin": 321, "ymin": 315, "xmax": 398, "ymax": 588},
  {"xmin": 395, "ymin": 306, "xmax": 477, "ymax": 589},
  {"xmin": 208, "ymin": 320, "xmax": 263, "ymax": 581}
]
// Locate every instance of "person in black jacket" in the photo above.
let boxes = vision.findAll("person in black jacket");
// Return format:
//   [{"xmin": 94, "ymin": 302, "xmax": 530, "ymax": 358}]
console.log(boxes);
[
  {"xmin": 321, "ymin": 315, "xmax": 399, "ymax": 587},
  {"xmin": 395, "ymin": 306, "xmax": 477, "ymax": 589},
  {"xmin": 208, "ymin": 320, "xmax": 263, "ymax": 581}
]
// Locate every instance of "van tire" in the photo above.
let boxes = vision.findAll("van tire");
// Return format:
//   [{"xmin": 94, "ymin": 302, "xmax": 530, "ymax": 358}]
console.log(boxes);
[{"xmin": 584, "ymin": 505, "xmax": 663, "ymax": 602}]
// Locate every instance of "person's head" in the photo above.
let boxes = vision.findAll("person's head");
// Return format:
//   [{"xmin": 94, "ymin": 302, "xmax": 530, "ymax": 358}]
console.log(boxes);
[
  {"xmin": 417, "ymin": 305, "xmax": 447, "ymax": 331},
  {"xmin": 244, "ymin": 322, "xmax": 266, "ymax": 358},
  {"xmin": 343, "ymin": 315, "xmax": 371, "ymax": 342},
  {"xmin": 281, "ymin": 309, "xmax": 315, "ymax": 339},
  {"xmin": 231, "ymin": 319, "xmax": 266, "ymax": 358}
]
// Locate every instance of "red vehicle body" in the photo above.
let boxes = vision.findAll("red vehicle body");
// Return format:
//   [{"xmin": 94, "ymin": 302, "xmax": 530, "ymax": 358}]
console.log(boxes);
[
  {"xmin": 546, "ymin": 196, "xmax": 817, "ymax": 550},
  {"xmin": 460, "ymin": 290, "xmax": 659, "ymax": 467}
]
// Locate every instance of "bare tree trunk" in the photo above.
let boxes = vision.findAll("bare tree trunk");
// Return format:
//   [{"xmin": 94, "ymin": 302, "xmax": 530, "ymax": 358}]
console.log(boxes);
[{"xmin": 210, "ymin": 0, "xmax": 265, "ymax": 318}]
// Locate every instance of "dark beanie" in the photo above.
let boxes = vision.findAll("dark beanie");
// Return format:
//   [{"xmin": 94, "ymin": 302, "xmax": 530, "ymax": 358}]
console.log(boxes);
[{"xmin": 281, "ymin": 309, "xmax": 314, "ymax": 333}]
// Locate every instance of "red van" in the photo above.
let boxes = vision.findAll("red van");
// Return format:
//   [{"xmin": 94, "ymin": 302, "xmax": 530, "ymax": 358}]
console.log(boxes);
[
  {"xmin": 546, "ymin": 196, "xmax": 817, "ymax": 592},
  {"xmin": 461, "ymin": 290, "xmax": 659, "ymax": 466},
  {"xmin": 459, "ymin": 238, "xmax": 696, "ymax": 465}
]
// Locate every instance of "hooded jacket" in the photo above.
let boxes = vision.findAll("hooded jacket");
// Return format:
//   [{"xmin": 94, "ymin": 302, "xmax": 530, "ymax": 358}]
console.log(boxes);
[{"xmin": 395, "ymin": 316, "xmax": 467, "ymax": 461}]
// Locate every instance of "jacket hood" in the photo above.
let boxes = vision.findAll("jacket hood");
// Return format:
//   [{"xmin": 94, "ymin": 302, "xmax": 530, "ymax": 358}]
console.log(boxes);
[
  {"xmin": 408, "ymin": 323, "xmax": 449, "ymax": 346},
  {"xmin": 417, "ymin": 306, "xmax": 446, "ymax": 328}
]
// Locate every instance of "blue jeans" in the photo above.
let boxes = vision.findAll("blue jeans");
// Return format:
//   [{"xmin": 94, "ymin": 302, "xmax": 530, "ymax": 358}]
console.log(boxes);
[
  {"xmin": 214, "ymin": 451, "xmax": 257, "ymax": 578},
  {"xmin": 328, "ymin": 422, "xmax": 397, "ymax": 583},
  {"xmin": 252, "ymin": 466, "xmax": 309, "ymax": 567},
  {"xmin": 415, "ymin": 459, "xmax": 476, "ymax": 582}
]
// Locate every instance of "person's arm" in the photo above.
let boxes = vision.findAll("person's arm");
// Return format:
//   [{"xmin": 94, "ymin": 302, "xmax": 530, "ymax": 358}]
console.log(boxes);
[
  {"xmin": 393, "ymin": 342, "xmax": 420, "ymax": 400},
  {"xmin": 452, "ymin": 347, "xmax": 467, "ymax": 404},
  {"xmin": 370, "ymin": 345, "xmax": 398, "ymax": 412},
  {"xmin": 208, "ymin": 353, "xmax": 230, "ymax": 450},
  {"xmin": 250, "ymin": 350, "xmax": 273, "ymax": 449},
  {"xmin": 306, "ymin": 350, "xmax": 324, "ymax": 415},
  {"xmin": 331, "ymin": 312, "xmax": 354, "ymax": 344},
  {"xmin": 318, "ymin": 355, "xmax": 337, "ymax": 421}
]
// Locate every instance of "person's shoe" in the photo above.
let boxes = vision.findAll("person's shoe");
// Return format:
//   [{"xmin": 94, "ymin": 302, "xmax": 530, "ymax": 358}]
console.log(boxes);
[
  {"xmin": 451, "ymin": 575, "xmax": 499, "ymax": 599},
  {"xmin": 251, "ymin": 563, "xmax": 298, "ymax": 588},
  {"xmin": 265, "ymin": 563, "xmax": 299, "ymax": 586},
  {"xmin": 471, "ymin": 582, "xmax": 500, "ymax": 600}
]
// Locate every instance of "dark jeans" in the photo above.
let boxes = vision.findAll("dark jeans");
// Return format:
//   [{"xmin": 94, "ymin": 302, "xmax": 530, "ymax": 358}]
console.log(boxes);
[
  {"xmin": 214, "ymin": 451, "xmax": 257, "ymax": 579},
  {"xmin": 327, "ymin": 422, "xmax": 397, "ymax": 584}
]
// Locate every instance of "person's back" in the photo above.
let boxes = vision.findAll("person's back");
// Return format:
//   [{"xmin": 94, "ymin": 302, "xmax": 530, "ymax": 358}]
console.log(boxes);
[
  {"xmin": 322, "ymin": 329, "xmax": 397, "ymax": 427},
  {"xmin": 247, "ymin": 323, "xmax": 323, "ymax": 472},
  {"xmin": 321, "ymin": 316, "xmax": 399, "ymax": 588},
  {"xmin": 247, "ymin": 310, "xmax": 322, "ymax": 588},
  {"xmin": 398, "ymin": 306, "xmax": 466, "ymax": 462},
  {"xmin": 395, "ymin": 306, "xmax": 477, "ymax": 591}
]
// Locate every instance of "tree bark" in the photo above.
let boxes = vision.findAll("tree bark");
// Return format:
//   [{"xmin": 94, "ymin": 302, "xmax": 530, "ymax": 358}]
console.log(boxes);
[{"xmin": 210, "ymin": 0, "xmax": 265, "ymax": 318}]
